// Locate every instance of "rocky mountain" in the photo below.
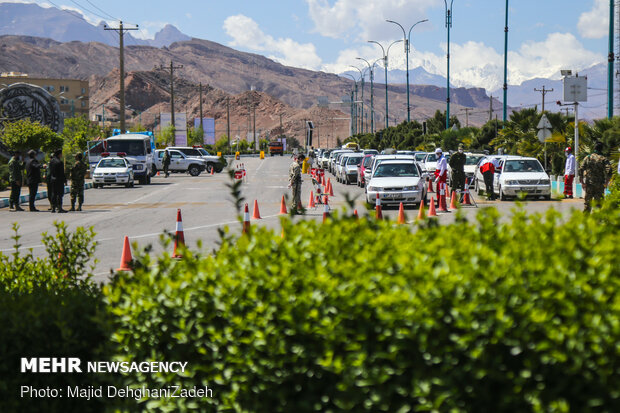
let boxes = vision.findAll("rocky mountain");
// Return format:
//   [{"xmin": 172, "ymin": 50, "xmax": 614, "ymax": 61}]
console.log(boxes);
[{"xmin": 0, "ymin": 2, "xmax": 189, "ymax": 48}]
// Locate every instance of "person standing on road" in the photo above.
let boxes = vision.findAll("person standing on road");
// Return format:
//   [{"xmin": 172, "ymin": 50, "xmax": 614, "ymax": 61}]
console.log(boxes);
[
  {"xmin": 579, "ymin": 142, "xmax": 612, "ymax": 212},
  {"xmin": 163, "ymin": 150, "xmax": 171, "ymax": 178},
  {"xmin": 70, "ymin": 153, "xmax": 88, "ymax": 211},
  {"xmin": 434, "ymin": 148, "xmax": 448, "ymax": 196},
  {"xmin": 49, "ymin": 149, "xmax": 67, "ymax": 213},
  {"xmin": 26, "ymin": 150, "xmax": 42, "ymax": 212},
  {"xmin": 449, "ymin": 144, "xmax": 466, "ymax": 193},
  {"xmin": 44, "ymin": 161, "xmax": 54, "ymax": 211},
  {"xmin": 479, "ymin": 157, "xmax": 498, "ymax": 200},
  {"xmin": 289, "ymin": 153, "xmax": 304, "ymax": 213},
  {"xmin": 563, "ymin": 147, "xmax": 576, "ymax": 199},
  {"xmin": 8, "ymin": 152, "xmax": 25, "ymax": 212}
]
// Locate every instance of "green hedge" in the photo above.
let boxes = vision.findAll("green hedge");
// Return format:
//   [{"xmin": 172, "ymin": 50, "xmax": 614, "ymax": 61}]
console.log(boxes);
[
  {"xmin": 104, "ymin": 199, "xmax": 620, "ymax": 412},
  {"xmin": 0, "ymin": 223, "xmax": 110, "ymax": 413}
]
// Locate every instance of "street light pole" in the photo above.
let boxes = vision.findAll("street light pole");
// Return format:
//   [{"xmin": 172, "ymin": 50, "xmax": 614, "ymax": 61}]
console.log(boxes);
[
  {"xmin": 369, "ymin": 39, "xmax": 402, "ymax": 130},
  {"xmin": 343, "ymin": 73, "xmax": 357, "ymax": 135},
  {"xmin": 502, "ymin": 0, "xmax": 509, "ymax": 125},
  {"xmin": 444, "ymin": 0, "xmax": 454, "ymax": 130},
  {"xmin": 387, "ymin": 18, "xmax": 428, "ymax": 123},
  {"xmin": 357, "ymin": 57, "xmax": 374, "ymax": 134},
  {"xmin": 350, "ymin": 66, "xmax": 364, "ymax": 134}
]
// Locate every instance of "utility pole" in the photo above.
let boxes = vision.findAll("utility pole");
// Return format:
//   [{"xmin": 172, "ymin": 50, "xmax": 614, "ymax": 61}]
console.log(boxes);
[
  {"xmin": 489, "ymin": 95, "xmax": 494, "ymax": 121},
  {"xmin": 104, "ymin": 21, "xmax": 138, "ymax": 134},
  {"xmin": 252, "ymin": 95, "xmax": 257, "ymax": 152},
  {"xmin": 444, "ymin": 0, "xmax": 455, "ymax": 130},
  {"xmin": 199, "ymin": 82, "xmax": 203, "ymax": 130},
  {"xmin": 502, "ymin": 0, "xmax": 509, "ymax": 125},
  {"xmin": 226, "ymin": 97, "xmax": 231, "ymax": 152},
  {"xmin": 608, "ymin": 0, "xmax": 615, "ymax": 118},
  {"xmin": 534, "ymin": 86, "xmax": 554, "ymax": 112},
  {"xmin": 461, "ymin": 107, "xmax": 473, "ymax": 127},
  {"xmin": 155, "ymin": 61, "xmax": 183, "ymax": 143}
]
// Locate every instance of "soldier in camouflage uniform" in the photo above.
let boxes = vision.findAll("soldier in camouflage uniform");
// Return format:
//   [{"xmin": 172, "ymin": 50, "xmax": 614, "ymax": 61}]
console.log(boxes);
[
  {"xmin": 449, "ymin": 144, "xmax": 466, "ymax": 193},
  {"xmin": 579, "ymin": 142, "xmax": 612, "ymax": 212},
  {"xmin": 8, "ymin": 152, "xmax": 25, "ymax": 211},
  {"xmin": 289, "ymin": 153, "xmax": 304, "ymax": 213},
  {"xmin": 69, "ymin": 153, "xmax": 88, "ymax": 211}
]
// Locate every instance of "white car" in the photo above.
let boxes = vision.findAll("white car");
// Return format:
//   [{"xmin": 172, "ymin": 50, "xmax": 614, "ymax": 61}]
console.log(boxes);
[
  {"xmin": 423, "ymin": 152, "xmax": 452, "ymax": 175},
  {"xmin": 338, "ymin": 153, "xmax": 364, "ymax": 184},
  {"xmin": 495, "ymin": 157, "xmax": 551, "ymax": 200},
  {"xmin": 369, "ymin": 154, "xmax": 416, "ymax": 177},
  {"xmin": 92, "ymin": 156, "xmax": 135, "ymax": 188},
  {"xmin": 167, "ymin": 146, "xmax": 224, "ymax": 173},
  {"xmin": 463, "ymin": 153, "xmax": 486, "ymax": 184},
  {"xmin": 473, "ymin": 155, "xmax": 521, "ymax": 194},
  {"xmin": 365, "ymin": 160, "xmax": 427, "ymax": 206}
]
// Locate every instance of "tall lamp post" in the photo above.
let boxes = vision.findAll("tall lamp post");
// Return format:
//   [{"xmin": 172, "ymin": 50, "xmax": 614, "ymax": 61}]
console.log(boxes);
[
  {"xmin": 369, "ymin": 39, "xmax": 402, "ymax": 130},
  {"xmin": 386, "ymin": 18, "xmax": 428, "ymax": 123},
  {"xmin": 350, "ymin": 66, "xmax": 364, "ymax": 134},
  {"xmin": 343, "ymin": 73, "xmax": 357, "ymax": 135},
  {"xmin": 357, "ymin": 57, "xmax": 375, "ymax": 134},
  {"xmin": 502, "ymin": 0, "xmax": 509, "ymax": 125},
  {"xmin": 444, "ymin": 0, "xmax": 454, "ymax": 130}
]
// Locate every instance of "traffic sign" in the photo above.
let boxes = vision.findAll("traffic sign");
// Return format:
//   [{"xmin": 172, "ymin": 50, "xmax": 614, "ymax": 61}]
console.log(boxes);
[
  {"xmin": 537, "ymin": 114, "xmax": 552, "ymax": 130},
  {"xmin": 537, "ymin": 128, "xmax": 552, "ymax": 143}
]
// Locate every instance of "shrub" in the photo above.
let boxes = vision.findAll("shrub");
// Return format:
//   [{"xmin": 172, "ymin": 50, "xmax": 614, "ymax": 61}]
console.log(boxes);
[
  {"xmin": 105, "ymin": 199, "xmax": 620, "ymax": 412},
  {"xmin": 0, "ymin": 223, "xmax": 109, "ymax": 413}
]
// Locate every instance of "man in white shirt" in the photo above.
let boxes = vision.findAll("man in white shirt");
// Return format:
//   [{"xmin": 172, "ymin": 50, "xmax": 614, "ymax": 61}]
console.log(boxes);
[
  {"xmin": 434, "ymin": 147, "xmax": 448, "ymax": 190},
  {"xmin": 563, "ymin": 147, "xmax": 576, "ymax": 199}
]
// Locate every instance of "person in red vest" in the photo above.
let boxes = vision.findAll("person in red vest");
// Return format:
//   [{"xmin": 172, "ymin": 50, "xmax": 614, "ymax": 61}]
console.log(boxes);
[
  {"xmin": 479, "ymin": 157, "xmax": 499, "ymax": 200},
  {"xmin": 434, "ymin": 148, "xmax": 448, "ymax": 195},
  {"xmin": 563, "ymin": 147, "xmax": 575, "ymax": 199}
]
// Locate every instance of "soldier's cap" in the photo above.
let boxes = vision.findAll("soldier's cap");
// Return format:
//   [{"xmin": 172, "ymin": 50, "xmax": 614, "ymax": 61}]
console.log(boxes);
[
  {"xmin": 565, "ymin": 147, "xmax": 572, "ymax": 152},
  {"xmin": 435, "ymin": 148, "xmax": 442, "ymax": 154},
  {"xmin": 458, "ymin": 144, "xmax": 464, "ymax": 149}
]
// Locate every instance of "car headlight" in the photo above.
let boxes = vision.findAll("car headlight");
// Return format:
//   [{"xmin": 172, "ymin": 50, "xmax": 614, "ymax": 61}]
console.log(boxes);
[
  {"xmin": 539, "ymin": 179, "xmax": 550, "ymax": 185},
  {"xmin": 117, "ymin": 173, "xmax": 129, "ymax": 177},
  {"xmin": 506, "ymin": 180, "xmax": 517, "ymax": 185},
  {"xmin": 368, "ymin": 186, "xmax": 381, "ymax": 191},
  {"xmin": 403, "ymin": 186, "xmax": 414, "ymax": 191}
]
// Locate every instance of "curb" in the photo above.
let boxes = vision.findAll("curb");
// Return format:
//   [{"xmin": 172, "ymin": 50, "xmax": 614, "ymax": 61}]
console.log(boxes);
[{"xmin": 0, "ymin": 182, "xmax": 93, "ymax": 209}]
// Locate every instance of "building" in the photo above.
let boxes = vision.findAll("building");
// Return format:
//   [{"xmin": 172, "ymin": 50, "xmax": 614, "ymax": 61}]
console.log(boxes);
[{"xmin": 0, "ymin": 72, "xmax": 89, "ymax": 119}]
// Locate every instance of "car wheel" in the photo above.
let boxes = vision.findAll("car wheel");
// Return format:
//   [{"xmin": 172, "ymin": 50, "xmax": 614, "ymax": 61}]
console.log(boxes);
[
  {"xmin": 544, "ymin": 194, "xmax": 551, "ymax": 200},
  {"xmin": 499, "ymin": 186, "xmax": 507, "ymax": 201},
  {"xmin": 188, "ymin": 165, "xmax": 201, "ymax": 177}
]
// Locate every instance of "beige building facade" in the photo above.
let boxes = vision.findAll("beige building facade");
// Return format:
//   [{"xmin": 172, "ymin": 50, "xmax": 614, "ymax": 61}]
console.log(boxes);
[{"xmin": 1, "ymin": 72, "xmax": 89, "ymax": 119}]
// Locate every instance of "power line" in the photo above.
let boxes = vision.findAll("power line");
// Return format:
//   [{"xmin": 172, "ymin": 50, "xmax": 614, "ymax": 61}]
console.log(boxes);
[{"xmin": 84, "ymin": 0, "xmax": 119, "ymax": 21}]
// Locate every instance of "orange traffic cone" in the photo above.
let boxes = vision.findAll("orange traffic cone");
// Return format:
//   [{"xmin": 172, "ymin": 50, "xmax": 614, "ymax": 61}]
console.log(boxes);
[
  {"xmin": 210, "ymin": 167, "xmax": 214, "ymax": 175},
  {"xmin": 353, "ymin": 209, "xmax": 359, "ymax": 219},
  {"xmin": 307, "ymin": 191, "xmax": 316, "ymax": 208},
  {"xmin": 462, "ymin": 179, "xmax": 473, "ymax": 205},
  {"xmin": 417, "ymin": 200, "xmax": 426, "ymax": 220},
  {"xmin": 157, "ymin": 171, "xmax": 160, "ymax": 176},
  {"xmin": 438, "ymin": 183, "xmax": 448, "ymax": 212},
  {"xmin": 279, "ymin": 195, "xmax": 288, "ymax": 214},
  {"xmin": 322, "ymin": 196, "xmax": 330, "ymax": 223},
  {"xmin": 322, "ymin": 174, "xmax": 327, "ymax": 187},
  {"xmin": 449, "ymin": 190, "xmax": 458, "ymax": 210},
  {"xmin": 252, "ymin": 200, "xmax": 262, "ymax": 219},
  {"xmin": 375, "ymin": 193, "xmax": 383, "ymax": 220},
  {"xmin": 397, "ymin": 202, "xmax": 406, "ymax": 224},
  {"xmin": 172, "ymin": 209, "xmax": 185, "ymax": 259},
  {"xmin": 116, "ymin": 236, "xmax": 132, "ymax": 271},
  {"xmin": 428, "ymin": 196, "xmax": 437, "ymax": 217},
  {"xmin": 327, "ymin": 179, "xmax": 334, "ymax": 196},
  {"xmin": 428, "ymin": 178, "xmax": 434, "ymax": 193},
  {"xmin": 243, "ymin": 203, "xmax": 250, "ymax": 234}
]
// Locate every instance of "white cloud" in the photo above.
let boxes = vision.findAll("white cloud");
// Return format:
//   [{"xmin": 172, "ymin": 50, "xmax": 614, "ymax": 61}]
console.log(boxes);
[
  {"xmin": 223, "ymin": 14, "xmax": 322, "ymax": 70},
  {"xmin": 133, "ymin": 21, "xmax": 168, "ymax": 40},
  {"xmin": 306, "ymin": 0, "xmax": 438, "ymax": 41},
  {"xmin": 578, "ymin": 0, "xmax": 608, "ymax": 39}
]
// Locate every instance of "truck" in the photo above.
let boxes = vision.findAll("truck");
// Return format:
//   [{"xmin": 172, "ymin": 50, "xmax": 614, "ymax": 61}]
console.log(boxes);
[
  {"xmin": 153, "ymin": 149, "xmax": 207, "ymax": 176},
  {"xmin": 87, "ymin": 133, "xmax": 156, "ymax": 185},
  {"xmin": 268, "ymin": 141, "xmax": 284, "ymax": 156}
]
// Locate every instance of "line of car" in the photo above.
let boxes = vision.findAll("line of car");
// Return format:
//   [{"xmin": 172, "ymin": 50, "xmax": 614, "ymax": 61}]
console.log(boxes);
[{"xmin": 313, "ymin": 148, "xmax": 552, "ymax": 206}]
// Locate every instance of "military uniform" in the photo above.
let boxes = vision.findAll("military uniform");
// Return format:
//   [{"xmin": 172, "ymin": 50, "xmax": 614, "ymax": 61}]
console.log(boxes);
[
  {"xmin": 289, "ymin": 160, "xmax": 302, "ymax": 211},
  {"xmin": 70, "ymin": 159, "xmax": 88, "ymax": 211},
  {"xmin": 579, "ymin": 152, "xmax": 612, "ymax": 212},
  {"xmin": 449, "ymin": 150, "xmax": 466, "ymax": 192},
  {"xmin": 8, "ymin": 156, "xmax": 25, "ymax": 211},
  {"xmin": 163, "ymin": 151, "xmax": 171, "ymax": 177},
  {"xmin": 49, "ymin": 153, "xmax": 67, "ymax": 213}
]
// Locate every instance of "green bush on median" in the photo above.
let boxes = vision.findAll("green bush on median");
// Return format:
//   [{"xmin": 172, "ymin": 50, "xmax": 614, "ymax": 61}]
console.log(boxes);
[{"xmin": 104, "ymin": 195, "xmax": 620, "ymax": 412}]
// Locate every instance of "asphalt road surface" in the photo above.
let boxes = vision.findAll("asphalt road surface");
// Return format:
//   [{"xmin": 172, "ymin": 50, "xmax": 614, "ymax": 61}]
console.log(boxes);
[{"xmin": 0, "ymin": 156, "xmax": 583, "ymax": 283}]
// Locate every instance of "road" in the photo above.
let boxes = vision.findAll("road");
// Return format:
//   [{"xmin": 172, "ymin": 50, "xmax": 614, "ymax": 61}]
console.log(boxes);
[{"xmin": 0, "ymin": 156, "xmax": 583, "ymax": 283}]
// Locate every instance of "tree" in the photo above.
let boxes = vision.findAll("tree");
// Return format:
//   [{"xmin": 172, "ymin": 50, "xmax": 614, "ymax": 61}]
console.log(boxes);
[
  {"xmin": 214, "ymin": 136, "xmax": 229, "ymax": 154},
  {"xmin": 0, "ymin": 119, "xmax": 62, "ymax": 153},
  {"xmin": 188, "ymin": 126, "xmax": 204, "ymax": 147},
  {"xmin": 61, "ymin": 115, "xmax": 100, "ymax": 158},
  {"xmin": 156, "ymin": 125, "xmax": 176, "ymax": 147}
]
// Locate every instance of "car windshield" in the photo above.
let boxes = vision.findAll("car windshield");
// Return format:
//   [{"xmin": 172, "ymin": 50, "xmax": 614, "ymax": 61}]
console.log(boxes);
[
  {"xmin": 178, "ymin": 148, "xmax": 202, "ymax": 157},
  {"xmin": 504, "ymin": 159, "xmax": 544, "ymax": 173},
  {"xmin": 426, "ymin": 154, "xmax": 437, "ymax": 162},
  {"xmin": 415, "ymin": 153, "xmax": 427, "ymax": 162},
  {"xmin": 347, "ymin": 156, "xmax": 363, "ymax": 165},
  {"xmin": 107, "ymin": 139, "xmax": 145, "ymax": 156},
  {"xmin": 466, "ymin": 154, "xmax": 484, "ymax": 165},
  {"xmin": 198, "ymin": 148, "xmax": 210, "ymax": 156},
  {"xmin": 363, "ymin": 156, "xmax": 373, "ymax": 168},
  {"xmin": 374, "ymin": 163, "xmax": 419, "ymax": 178},
  {"xmin": 98, "ymin": 159, "xmax": 126, "ymax": 168}
]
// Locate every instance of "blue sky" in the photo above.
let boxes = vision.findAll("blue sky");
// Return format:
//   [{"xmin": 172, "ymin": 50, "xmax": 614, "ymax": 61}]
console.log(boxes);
[{"xmin": 7, "ymin": 0, "xmax": 612, "ymax": 90}]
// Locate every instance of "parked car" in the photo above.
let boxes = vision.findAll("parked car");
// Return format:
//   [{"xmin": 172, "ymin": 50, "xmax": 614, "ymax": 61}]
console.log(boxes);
[
  {"xmin": 494, "ymin": 157, "xmax": 551, "ymax": 200},
  {"xmin": 423, "ymin": 152, "xmax": 452, "ymax": 174},
  {"xmin": 362, "ymin": 149, "xmax": 379, "ymax": 156},
  {"xmin": 92, "ymin": 156, "xmax": 135, "ymax": 188},
  {"xmin": 328, "ymin": 149, "xmax": 353, "ymax": 174},
  {"xmin": 473, "ymin": 155, "xmax": 521, "ymax": 194},
  {"xmin": 369, "ymin": 154, "xmax": 416, "ymax": 177},
  {"xmin": 166, "ymin": 146, "xmax": 224, "ymax": 172},
  {"xmin": 154, "ymin": 149, "xmax": 207, "ymax": 176},
  {"xmin": 319, "ymin": 150, "xmax": 332, "ymax": 168},
  {"xmin": 365, "ymin": 160, "xmax": 427, "ymax": 206},
  {"xmin": 338, "ymin": 153, "xmax": 364, "ymax": 184},
  {"xmin": 335, "ymin": 153, "xmax": 353, "ymax": 182},
  {"xmin": 414, "ymin": 152, "xmax": 428, "ymax": 163},
  {"xmin": 357, "ymin": 154, "xmax": 375, "ymax": 187}
]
